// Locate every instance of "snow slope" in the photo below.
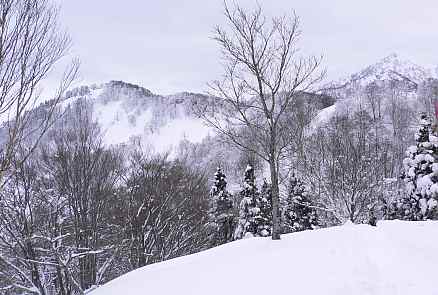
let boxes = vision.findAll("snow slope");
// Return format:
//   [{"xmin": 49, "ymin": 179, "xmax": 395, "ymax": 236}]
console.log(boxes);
[
  {"xmin": 307, "ymin": 104, "xmax": 337, "ymax": 134},
  {"xmin": 91, "ymin": 221, "xmax": 438, "ymax": 295},
  {"xmin": 61, "ymin": 81, "xmax": 212, "ymax": 153}
]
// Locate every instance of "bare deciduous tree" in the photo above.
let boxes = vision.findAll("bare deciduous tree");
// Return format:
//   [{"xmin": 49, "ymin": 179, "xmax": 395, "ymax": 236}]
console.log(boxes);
[
  {"xmin": 0, "ymin": 149, "xmax": 84, "ymax": 295},
  {"xmin": 300, "ymin": 111, "xmax": 386, "ymax": 224},
  {"xmin": 0, "ymin": 0, "xmax": 79, "ymax": 184},
  {"xmin": 199, "ymin": 2, "xmax": 324, "ymax": 239},
  {"xmin": 44, "ymin": 99, "xmax": 124, "ymax": 291},
  {"xmin": 122, "ymin": 150, "xmax": 209, "ymax": 270}
]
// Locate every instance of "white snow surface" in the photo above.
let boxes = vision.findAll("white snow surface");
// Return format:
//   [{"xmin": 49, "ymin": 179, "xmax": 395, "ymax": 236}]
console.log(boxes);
[
  {"xmin": 91, "ymin": 221, "xmax": 438, "ymax": 295},
  {"xmin": 307, "ymin": 104, "xmax": 336, "ymax": 134}
]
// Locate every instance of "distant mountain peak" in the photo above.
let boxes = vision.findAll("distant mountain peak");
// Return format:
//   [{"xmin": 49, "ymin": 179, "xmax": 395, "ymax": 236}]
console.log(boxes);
[
  {"xmin": 327, "ymin": 54, "xmax": 433, "ymax": 90},
  {"xmin": 64, "ymin": 80, "xmax": 155, "ymax": 102},
  {"xmin": 380, "ymin": 52, "xmax": 399, "ymax": 63},
  {"xmin": 371, "ymin": 53, "xmax": 424, "ymax": 71},
  {"xmin": 107, "ymin": 80, "xmax": 154, "ymax": 97}
]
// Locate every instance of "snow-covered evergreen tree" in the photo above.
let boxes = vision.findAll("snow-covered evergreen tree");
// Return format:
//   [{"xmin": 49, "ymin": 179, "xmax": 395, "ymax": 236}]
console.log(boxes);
[
  {"xmin": 386, "ymin": 195, "xmax": 419, "ymax": 221},
  {"xmin": 207, "ymin": 167, "xmax": 234, "ymax": 246},
  {"xmin": 234, "ymin": 165, "xmax": 271, "ymax": 239},
  {"xmin": 256, "ymin": 179, "xmax": 273, "ymax": 237},
  {"xmin": 283, "ymin": 174, "xmax": 319, "ymax": 233},
  {"xmin": 396, "ymin": 114, "xmax": 438, "ymax": 220}
]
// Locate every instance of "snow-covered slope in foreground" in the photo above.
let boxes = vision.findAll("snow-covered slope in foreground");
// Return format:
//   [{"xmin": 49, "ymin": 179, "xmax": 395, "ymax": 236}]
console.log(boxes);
[{"xmin": 92, "ymin": 221, "xmax": 438, "ymax": 295}]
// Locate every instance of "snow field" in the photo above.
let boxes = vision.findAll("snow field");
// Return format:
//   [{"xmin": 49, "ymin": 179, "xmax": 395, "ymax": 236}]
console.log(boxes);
[{"xmin": 91, "ymin": 221, "xmax": 438, "ymax": 295}]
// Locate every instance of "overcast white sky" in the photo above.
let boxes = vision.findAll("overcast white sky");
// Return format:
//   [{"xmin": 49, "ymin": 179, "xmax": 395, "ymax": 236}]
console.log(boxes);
[{"xmin": 55, "ymin": 0, "xmax": 438, "ymax": 95}]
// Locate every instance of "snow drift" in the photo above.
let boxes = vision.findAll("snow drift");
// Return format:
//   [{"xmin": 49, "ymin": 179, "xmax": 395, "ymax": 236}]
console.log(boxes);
[{"xmin": 91, "ymin": 221, "xmax": 438, "ymax": 295}]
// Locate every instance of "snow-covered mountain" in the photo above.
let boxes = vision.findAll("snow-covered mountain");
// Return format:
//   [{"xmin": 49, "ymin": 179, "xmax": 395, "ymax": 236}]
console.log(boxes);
[
  {"xmin": 310, "ymin": 54, "xmax": 438, "ymax": 132},
  {"xmin": 90, "ymin": 221, "xmax": 438, "ymax": 295},
  {"xmin": 54, "ymin": 54, "xmax": 437, "ymax": 152},
  {"xmin": 60, "ymin": 81, "xmax": 213, "ymax": 153},
  {"xmin": 329, "ymin": 53, "xmax": 435, "ymax": 91}
]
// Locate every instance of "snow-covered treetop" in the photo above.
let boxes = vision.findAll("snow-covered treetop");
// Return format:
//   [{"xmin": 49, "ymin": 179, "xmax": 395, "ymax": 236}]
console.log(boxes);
[
  {"xmin": 415, "ymin": 113, "xmax": 431, "ymax": 143},
  {"xmin": 212, "ymin": 167, "xmax": 227, "ymax": 192},
  {"xmin": 243, "ymin": 164, "xmax": 256, "ymax": 190}
]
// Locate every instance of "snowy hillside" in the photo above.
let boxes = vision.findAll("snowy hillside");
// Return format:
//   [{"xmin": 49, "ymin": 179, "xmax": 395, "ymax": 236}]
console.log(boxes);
[
  {"xmin": 54, "ymin": 54, "xmax": 437, "ymax": 151},
  {"xmin": 61, "ymin": 81, "xmax": 212, "ymax": 152},
  {"xmin": 91, "ymin": 221, "xmax": 438, "ymax": 295},
  {"xmin": 331, "ymin": 53, "xmax": 434, "ymax": 89},
  {"xmin": 309, "ymin": 54, "xmax": 438, "ymax": 131}
]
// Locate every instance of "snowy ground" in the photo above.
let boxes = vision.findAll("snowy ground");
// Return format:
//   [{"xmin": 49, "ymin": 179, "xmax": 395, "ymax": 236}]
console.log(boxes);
[{"xmin": 91, "ymin": 221, "xmax": 438, "ymax": 295}]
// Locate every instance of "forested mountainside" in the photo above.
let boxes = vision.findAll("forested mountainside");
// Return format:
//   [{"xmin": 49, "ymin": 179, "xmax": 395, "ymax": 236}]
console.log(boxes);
[
  {"xmin": 59, "ymin": 80, "xmax": 213, "ymax": 152},
  {"xmin": 46, "ymin": 54, "xmax": 438, "ymax": 177},
  {"xmin": 21, "ymin": 79, "xmax": 331, "ymax": 184}
]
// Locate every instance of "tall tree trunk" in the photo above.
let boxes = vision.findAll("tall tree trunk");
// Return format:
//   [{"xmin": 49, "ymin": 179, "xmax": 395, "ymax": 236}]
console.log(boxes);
[{"xmin": 269, "ymin": 156, "xmax": 281, "ymax": 240}]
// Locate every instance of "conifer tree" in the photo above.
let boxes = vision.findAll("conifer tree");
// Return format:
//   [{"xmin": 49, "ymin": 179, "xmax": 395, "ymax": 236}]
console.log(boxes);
[
  {"xmin": 395, "ymin": 114, "xmax": 438, "ymax": 220},
  {"xmin": 207, "ymin": 167, "xmax": 234, "ymax": 246},
  {"xmin": 283, "ymin": 174, "xmax": 319, "ymax": 233},
  {"xmin": 386, "ymin": 196, "xmax": 419, "ymax": 221},
  {"xmin": 234, "ymin": 165, "xmax": 263, "ymax": 239},
  {"xmin": 256, "ymin": 180, "xmax": 273, "ymax": 237}
]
